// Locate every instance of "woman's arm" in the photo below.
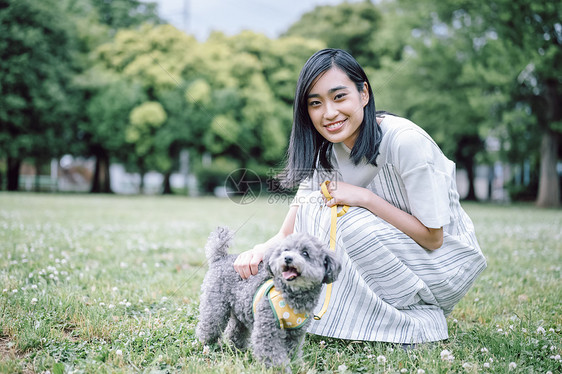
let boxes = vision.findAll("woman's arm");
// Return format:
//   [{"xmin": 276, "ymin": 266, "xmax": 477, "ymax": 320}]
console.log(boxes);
[
  {"xmin": 326, "ymin": 182, "xmax": 443, "ymax": 250},
  {"xmin": 233, "ymin": 205, "xmax": 299, "ymax": 279}
]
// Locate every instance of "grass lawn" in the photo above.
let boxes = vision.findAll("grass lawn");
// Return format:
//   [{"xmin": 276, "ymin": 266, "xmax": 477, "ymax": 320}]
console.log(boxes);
[{"xmin": 0, "ymin": 192, "xmax": 560, "ymax": 373}]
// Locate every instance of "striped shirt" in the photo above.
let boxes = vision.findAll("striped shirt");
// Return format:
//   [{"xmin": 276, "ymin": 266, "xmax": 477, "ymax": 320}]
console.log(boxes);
[{"xmin": 293, "ymin": 115, "xmax": 486, "ymax": 343}]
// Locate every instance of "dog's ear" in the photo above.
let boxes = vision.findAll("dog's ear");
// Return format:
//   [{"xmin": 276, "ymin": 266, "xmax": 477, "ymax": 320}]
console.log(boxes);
[{"xmin": 322, "ymin": 250, "xmax": 341, "ymax": 284}]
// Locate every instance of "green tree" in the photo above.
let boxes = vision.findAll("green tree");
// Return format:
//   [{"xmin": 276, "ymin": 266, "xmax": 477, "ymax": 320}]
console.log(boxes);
[
  {"xmin": 0, "ymin": 0, "xmax": 79, "ymax": 190},
  {"xmin": 95, "ymin": 24, "xmax": 202, "ymax": 193},
  {"xmin": 283, "ymin": 0, "xmax": 389, "ymax": 69},
  {"xmin": 81, "ymin": 75, "xmax": 145, "ymax": 193},
  {"xmin": 96, "ymin": 25, "xmax": 322, "ymax": 194},
  {"xmin": 89, "ymin": 0, "xmax": 160, "ymax": 31},
  {"xmin": 72, "ymin": 0, "xmax": 161, "ymax": 193},
  {"xmin": 375, "ymin": 16, "xmax": 489, "ymax": 200},
  {"xmin": 401, "ymin": 0, "xmax": 561, "ymax": 206}
]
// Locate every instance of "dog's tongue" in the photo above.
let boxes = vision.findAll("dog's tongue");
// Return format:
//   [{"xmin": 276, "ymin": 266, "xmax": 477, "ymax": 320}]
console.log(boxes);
[{"xmin": 282, "ymin": 268, "xmax": 299, "ymax": 280}]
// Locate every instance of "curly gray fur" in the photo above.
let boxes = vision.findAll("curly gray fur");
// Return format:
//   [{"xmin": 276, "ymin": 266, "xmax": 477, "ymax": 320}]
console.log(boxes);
[{"xmin": 196, "ymin": 226, "xmax": 341, "ymax": 371}]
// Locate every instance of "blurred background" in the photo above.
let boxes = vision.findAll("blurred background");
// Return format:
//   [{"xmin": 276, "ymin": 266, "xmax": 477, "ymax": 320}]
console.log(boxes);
[{"xmin": 1, "ymin": 0, "xmax": 560, "ymax": 207}]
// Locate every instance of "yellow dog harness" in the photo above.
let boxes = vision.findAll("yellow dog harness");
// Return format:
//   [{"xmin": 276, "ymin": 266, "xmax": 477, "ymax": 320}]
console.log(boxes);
[{"xmin": 252, "ymin": 279, "xmax": 309, "ymax": 329}]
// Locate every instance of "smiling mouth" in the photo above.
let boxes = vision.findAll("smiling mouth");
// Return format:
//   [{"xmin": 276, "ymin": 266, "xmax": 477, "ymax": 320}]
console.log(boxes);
[
  {"xmin": 325, "ymin": 119, "xmax": 346, "ymax": 132},
  {"xmin": 282, "ymin": 266, "xmax": 300, "ymax": 281}
]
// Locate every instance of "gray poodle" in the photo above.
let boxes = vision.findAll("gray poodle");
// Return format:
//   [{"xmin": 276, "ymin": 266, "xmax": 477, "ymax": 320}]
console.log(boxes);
[{"xmin": 196, "ymin": 226, "xmax": 341, "ymax": 370}]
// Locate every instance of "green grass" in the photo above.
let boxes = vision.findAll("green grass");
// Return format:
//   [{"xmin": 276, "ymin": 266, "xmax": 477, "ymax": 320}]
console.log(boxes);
[{"xmin": 0, "ymin": 192, "xmax": 560, "ymax": 373}]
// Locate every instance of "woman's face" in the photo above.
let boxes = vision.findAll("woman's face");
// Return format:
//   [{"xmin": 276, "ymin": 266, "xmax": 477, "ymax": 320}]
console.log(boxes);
[{"xmin": 306, "ymin": 67, "xmax": 369, "ymax": 149}]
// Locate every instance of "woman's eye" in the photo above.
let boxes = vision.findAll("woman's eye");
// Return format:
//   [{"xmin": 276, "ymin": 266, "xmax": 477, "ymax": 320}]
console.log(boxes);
[
  {"xmin": 308, "ymin": 100, "xmax": 320, "ymax": 107},
  {"xmin": 334, "ymin": 93, "xmax": 346, "ymax": 100}
]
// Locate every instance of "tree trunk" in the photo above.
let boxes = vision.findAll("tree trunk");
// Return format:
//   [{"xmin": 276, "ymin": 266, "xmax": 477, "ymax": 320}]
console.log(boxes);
[
  {"xmin": 34, "ymin": 159, "xmax": 43, "ymax": 192},
  {"xmin": 465, "ymin": 160, "xmax": 477, "ymax": 201},
  {"xmin": 90, "ymin": 147, "xmax": 112, "ymax": 193},
  {"xmin": 7, "ymin": 157, "xmax": 21, "ymax": 191},
  {"xmin": 139, "ymin": 170, "xmax": 145, "ymax": 194},
  {"xmin": 537, "ymin": 79, "xmax": 561, "ymax": 207},
  {"xmin": 162, "ymin": 171, "xmax": 173, "ymax": 194},
  {"xmin": 536, "ymin": 130, "xmax": 560, "ymax": 207}
]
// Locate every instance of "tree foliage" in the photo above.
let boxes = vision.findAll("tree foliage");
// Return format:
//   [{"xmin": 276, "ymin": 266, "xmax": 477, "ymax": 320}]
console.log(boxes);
[
  {"xmin": 397, "ymin": 0, "xmax": 561, "ymax": 206},
  {"xmin": 284, "ymin": 0, "xmax": 385, "ymax": 69},
  {"xmin": 0, "ymin": 0, "xmax": 80, "ymax": 190},
  {"xmin": 2, "ymin": 0, "xmax": 558, "ymax": 203}
]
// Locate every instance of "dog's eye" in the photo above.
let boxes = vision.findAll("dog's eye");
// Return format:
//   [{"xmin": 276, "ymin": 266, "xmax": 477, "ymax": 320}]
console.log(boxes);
[{"xmin": 302, "ymin": 251, "xmax": 309, "ymax": 258}]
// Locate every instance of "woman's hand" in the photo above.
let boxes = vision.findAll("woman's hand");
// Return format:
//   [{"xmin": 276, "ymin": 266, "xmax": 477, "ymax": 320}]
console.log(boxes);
[
  {"xmin": 324, "ymin": 181, "xmax": 370, "ymax": 208},
  {"xmin": 325, "ymin": 180, "xmax": 444, "ymax": 250},
  {"xmin": 233, "ymin": 206, "xmax": 299, "ymax": 279},
  {"xmin": 233, "ymin": 243, "xmax": 269, "ymax": 279}
]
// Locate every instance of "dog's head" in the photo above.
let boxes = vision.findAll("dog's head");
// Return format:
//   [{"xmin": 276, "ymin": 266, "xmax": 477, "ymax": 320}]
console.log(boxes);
[{"xmin": 264, "ymin": 233, "xmax": 341, "ymax": 289}]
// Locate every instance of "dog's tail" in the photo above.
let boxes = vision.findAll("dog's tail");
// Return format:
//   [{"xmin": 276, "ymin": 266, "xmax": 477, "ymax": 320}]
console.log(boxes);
[{"xmin": 204, "ymin": 226, "xmax": 233, "ymax": 263}]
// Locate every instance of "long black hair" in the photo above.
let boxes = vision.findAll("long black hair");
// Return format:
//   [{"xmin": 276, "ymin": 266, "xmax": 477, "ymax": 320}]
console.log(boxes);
[{"xmin": 282, "ymin": 48, "xmax": 384, "ymax": 188}]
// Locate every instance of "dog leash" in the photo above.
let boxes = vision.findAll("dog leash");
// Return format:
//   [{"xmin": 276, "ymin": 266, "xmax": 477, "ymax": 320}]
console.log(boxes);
[{"xmin": 314, "ymin": 181, "xmax": 349, "ymax": 320}]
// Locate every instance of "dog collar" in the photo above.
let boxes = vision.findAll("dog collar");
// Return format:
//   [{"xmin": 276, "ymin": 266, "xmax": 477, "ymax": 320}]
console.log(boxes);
[{"xmin": 253, "ymin": 279, "xmax": 309, "ymax": 330}]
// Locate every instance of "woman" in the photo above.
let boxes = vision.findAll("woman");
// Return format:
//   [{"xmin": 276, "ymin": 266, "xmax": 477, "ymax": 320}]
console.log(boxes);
[{"xmin": 234, "ymin": 48, "xmax": 486, "ymax": 343}]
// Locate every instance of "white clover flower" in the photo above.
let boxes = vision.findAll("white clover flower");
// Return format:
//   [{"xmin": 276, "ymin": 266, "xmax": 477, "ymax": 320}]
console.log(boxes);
[
  {"xmin": 483, "ymin": 362, "xmax": 490, "ymax": 368},
  {"xmin": 2, "ymin": 289, "xmax": 7, "ymax": 293},
  {"xmin": 112, "ymin": 287, "xmax": 118, "ymax": 292},
  {"xmin": 108, "ymin": 304, "xmax": 115, "ymax": 309},
  {"xmin": 99, "ymin": 302, "xmax": 105, "ymax": 307},
  {"xmin": 161, "ymin": 296, "xmax": 168, "ymax": 302},
  {"xmin": 12, "ymin": 289, "xmax": 18, "ymax": 293},
  {"xmin": 440, "ymin": 349, "xmax": 454, "ymax": 362},
  {"xmin": 31, "ymin": 285, "xmax": 37, "ymax": 289},
  {"xmin": 115, "ymin": 349, "xmax": 123, "ymax": 356},
  {"xmin": 481, "ymin": 347, "xmax": 489, "ymax": 353},
  {"xmin": 462, "ymin": 362, "xmax": 472, "ymax": 369},
  {"xmin": 400, "ymin": 369, "xmax": 408, "ymax": 373},
  {"xmin": 338, "ymin": 364, "xmax": 348, "ymax": 373},
  {"xmin": 546, "ymin": 371, "xmax": 552, "ymax": 374},
  {"xmin": 417, "ymin": 369, "xmax": 425, "ymax": 374},
  {"xmin": 319, "ymin": 340, "xmax": 326, "ymax": 349},
  {"xmin": 537, "ymin": 326, "xmax": 546, "ymax": 334},
  {"xmin": 31, "ymin": 298, "xmax": 38, "ymax": 305},
  {"xmin": 549, "ymin": 328, "xmax": 555, "ymax": 333},
  {"xmin": 377, "ymin": 355, "xmax": 387, "ymax": 364},
  {"xmin": 202, "ymin": 345, "xmax": 210, "ymax": 355},
  {"xmin": 508, "ymin": 362, "xmax": 517, "ymax": 370}
]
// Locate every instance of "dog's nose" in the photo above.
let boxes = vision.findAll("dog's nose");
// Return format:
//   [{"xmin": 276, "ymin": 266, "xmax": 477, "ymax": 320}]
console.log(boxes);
[{"xmin": 284, "ymin": 256, "xmax": 293, "ymax": 264}]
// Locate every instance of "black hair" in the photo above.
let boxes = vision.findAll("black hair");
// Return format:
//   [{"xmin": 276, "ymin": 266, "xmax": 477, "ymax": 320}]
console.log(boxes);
[{"xmin": 282, "ymin": 48, "xmax": 384, "ymax": 188}]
